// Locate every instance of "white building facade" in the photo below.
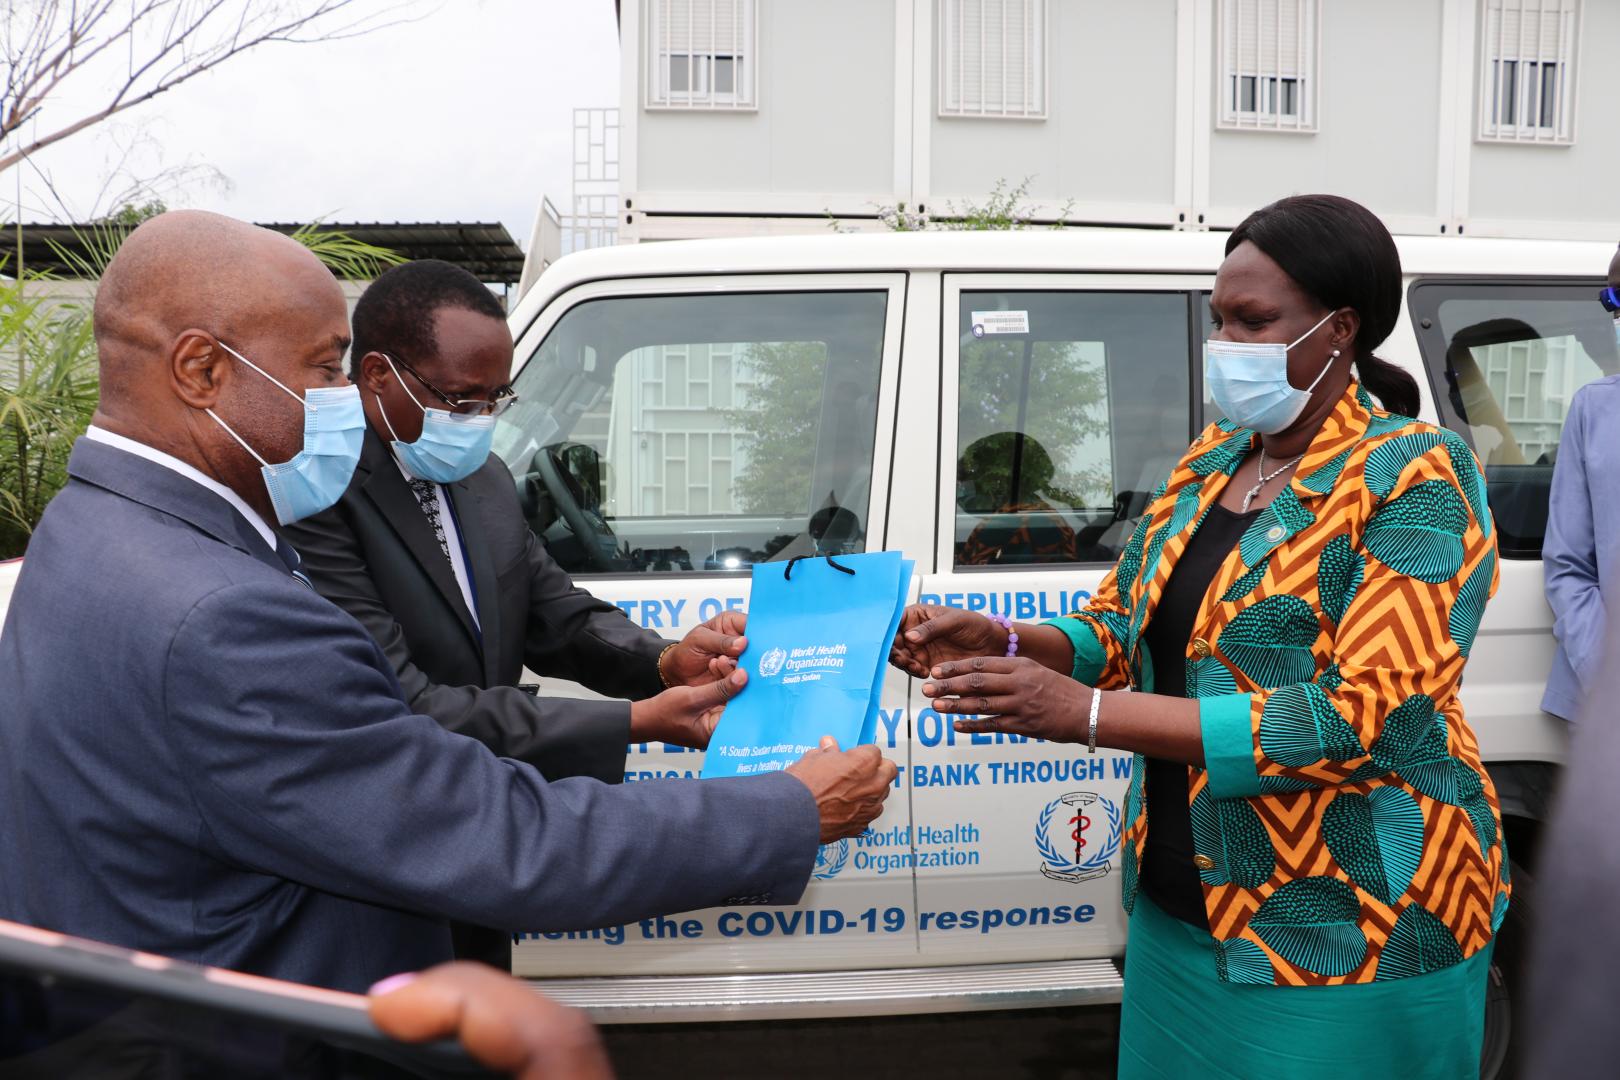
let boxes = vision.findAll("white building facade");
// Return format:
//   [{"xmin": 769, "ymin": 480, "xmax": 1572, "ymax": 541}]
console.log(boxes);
[{"xmin": 613, "ymin": 0, "xmax": 1614, "ymax": 242}]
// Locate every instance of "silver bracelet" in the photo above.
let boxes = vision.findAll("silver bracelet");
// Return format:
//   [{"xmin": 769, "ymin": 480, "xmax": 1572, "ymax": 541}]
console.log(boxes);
[{"xmin": 1087, "ymin": 687, "xmax": 1101, "ymax": 755}]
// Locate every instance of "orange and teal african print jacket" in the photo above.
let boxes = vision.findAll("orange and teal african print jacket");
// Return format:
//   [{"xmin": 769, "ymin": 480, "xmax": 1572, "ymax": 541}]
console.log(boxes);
[{"xmin": 1047, "ymin": 381, "xmax": 1507, "ymax": 987}]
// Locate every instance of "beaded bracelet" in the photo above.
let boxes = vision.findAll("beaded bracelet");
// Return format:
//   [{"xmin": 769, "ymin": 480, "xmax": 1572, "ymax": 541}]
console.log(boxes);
[{"xmin": 984, "ymin": 613, "xmax": 1019, "ymax": 658}]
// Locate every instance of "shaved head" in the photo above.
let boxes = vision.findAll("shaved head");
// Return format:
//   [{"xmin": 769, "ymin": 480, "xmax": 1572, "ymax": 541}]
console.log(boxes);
[
  {"xmin": 95, "ymin": 211, "xmax": 341, "ymax": 401},
  {"xmin": 90, "ymin": 210, "xmax": 353, "ymax": 522}
]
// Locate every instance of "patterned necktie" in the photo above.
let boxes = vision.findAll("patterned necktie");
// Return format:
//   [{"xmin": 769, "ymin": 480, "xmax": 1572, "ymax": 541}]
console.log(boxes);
[{"xmin": 408, "ymin": 477, "xmax": 454, "ymax": 566}]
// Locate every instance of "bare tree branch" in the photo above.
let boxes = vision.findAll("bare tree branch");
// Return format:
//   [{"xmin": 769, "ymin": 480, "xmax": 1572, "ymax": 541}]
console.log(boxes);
[{"xmin": 0, "ymin": 0, "xmax": 427, "ymax": 177}]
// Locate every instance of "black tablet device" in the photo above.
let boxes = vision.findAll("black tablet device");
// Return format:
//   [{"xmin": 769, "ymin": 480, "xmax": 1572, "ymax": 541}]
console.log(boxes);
[{"xmin": 0, "ymin": 917, "xmax": 497, "ymax": 1078}]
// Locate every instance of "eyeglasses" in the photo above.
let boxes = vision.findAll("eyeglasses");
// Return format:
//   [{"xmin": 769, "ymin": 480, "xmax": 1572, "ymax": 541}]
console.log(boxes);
[
  {"xmin": 383, "ymin": 351, "xmax": 518, "ymax": 418},
  {"xmin": 1600, "ymin": 287, "xmax": 1620, "ymax": 314}
]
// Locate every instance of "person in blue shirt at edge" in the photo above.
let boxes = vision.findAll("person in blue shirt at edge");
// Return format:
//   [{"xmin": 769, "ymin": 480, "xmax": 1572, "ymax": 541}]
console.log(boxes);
[
  {"xmin": 0, "ymin": 210, "xmax": 897, "ymax": 994},
  {"xmin": 281, "ymin": 259, "xmax": 768, "ymax": 970},
  {"xmin": 1542, "ymin": 243, "xmax": 1620, "ymax": 721}
]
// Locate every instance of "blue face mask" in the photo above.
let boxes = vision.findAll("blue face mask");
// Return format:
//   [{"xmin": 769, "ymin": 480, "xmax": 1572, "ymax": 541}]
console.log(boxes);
[
  {"xmin": 205, "ymin": 342, "xmax": 365, "ymax": 526},
  {"xmin": 375, "ymin": 356, "xmax": 496, "ymax": 484},
  {"xmin": 1204, "ymin": 310, "xmax": 1338, "ymax": 434}
]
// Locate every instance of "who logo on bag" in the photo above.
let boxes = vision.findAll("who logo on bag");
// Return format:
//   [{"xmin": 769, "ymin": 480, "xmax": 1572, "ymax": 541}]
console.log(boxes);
[
  {"xmin": 701, "ymin": 552, "xmax": 913, "ymax": 780},
  {"xmin": 1035, "ymin": 791, "xmax": 1121, "ymax": 884}
]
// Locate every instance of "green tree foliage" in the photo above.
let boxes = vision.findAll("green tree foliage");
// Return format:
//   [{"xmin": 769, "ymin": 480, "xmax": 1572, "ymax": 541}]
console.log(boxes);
[
  {"xmin": 929, "ymin": 176, "xmax": 1073, "ymax": 232},
  {"xmin": 722, "ymin": 340, "xmax": 828, "ymax": 515},
  {"xmin": 99, "ymin": 200, "xmax": 168, "ymax": 227},
  {"xmin": 0, "ymin": 274, "xmax": 97, "ymax": 557},
  {"xmin": 836, "ymin": 176, "xmax": 1073, "ymax": 233},
  {"xmin": 956, "ymin": 338, "xmax": 1112, "ymax": 509}
]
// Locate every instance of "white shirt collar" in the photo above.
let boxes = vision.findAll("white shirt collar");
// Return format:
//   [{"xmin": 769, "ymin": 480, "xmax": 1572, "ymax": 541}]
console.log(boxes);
[
  {"xmin": 392, "ymin": 454, "xmax": 426, "ymax": 487},
  {"xmin": 83, "ymin": 425, "xmax": 279, "ymax": 551}
]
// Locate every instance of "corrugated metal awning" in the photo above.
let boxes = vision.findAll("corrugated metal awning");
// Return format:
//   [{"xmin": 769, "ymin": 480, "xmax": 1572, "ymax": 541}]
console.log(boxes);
[{"xmin": 0, "ymin": 221, "xmax": 526, "ymax": 284}]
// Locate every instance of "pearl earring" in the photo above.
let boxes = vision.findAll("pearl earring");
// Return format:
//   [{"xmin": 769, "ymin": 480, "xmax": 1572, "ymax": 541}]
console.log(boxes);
[{"xmin": 1331, "ymin": 349, "xmax": 1342, "ymax": 358}]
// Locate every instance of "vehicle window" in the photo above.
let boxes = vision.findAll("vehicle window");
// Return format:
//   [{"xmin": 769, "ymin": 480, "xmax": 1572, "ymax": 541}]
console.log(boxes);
[
  {"xmin": 1196, "ymin": 290, "xmax": 1218, "ymax": 427},
  {"xmin": 495, "ymin": 290, "xmax": 888, "ymax": 575},
  {"xmin": 1411, "ymin": 280, "xmax": 1615, "ymax": 558},
  {"xmin": 953, "ymin": 290, "xmax": 1193, "ymax": 567}
]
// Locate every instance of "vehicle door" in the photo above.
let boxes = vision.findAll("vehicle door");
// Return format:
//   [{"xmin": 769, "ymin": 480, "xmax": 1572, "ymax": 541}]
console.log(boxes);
[
  {"xmin": 911, "ymin": 274, "xmax": 1209, "ymax": 965},
  {"xmin": 490, "ymin": 274, "xmax": 915, "ymax": 977},
  {"xmin": 1410, "ymin": 277, "xmax": 1608, "ymax": 762}
]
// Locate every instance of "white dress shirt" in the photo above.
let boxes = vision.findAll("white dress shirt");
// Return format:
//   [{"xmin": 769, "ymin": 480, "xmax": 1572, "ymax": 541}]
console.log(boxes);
[{"xmin": 83, "ymin": 425, "xmax": 278, "ymax": 551}]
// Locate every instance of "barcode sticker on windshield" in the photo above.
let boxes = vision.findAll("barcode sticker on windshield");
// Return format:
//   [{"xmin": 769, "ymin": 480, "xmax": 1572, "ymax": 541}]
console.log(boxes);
[{"xmin": 970, "ymin": 310, "xmax": 1030, "ymax": 337}]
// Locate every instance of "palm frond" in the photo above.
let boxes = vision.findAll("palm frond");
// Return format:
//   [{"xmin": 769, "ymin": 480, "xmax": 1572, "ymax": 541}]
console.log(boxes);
[
  {"xmin": 290, "ymin": 224, "xmax": 409, "ymax": 280},
  {"xmin": 43, "ymin": 221, "xmax": 131, "ymax": 282}
]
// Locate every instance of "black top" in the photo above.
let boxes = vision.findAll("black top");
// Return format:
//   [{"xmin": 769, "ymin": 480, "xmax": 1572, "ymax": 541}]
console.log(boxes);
[{"xmin": 1139, "ymin": 503, "xmax": 1258, "ymax": 928}]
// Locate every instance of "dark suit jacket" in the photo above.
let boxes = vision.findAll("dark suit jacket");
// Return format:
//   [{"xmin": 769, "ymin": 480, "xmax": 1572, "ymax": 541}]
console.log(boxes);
[
  {"xmin": 282, "ymin": 429, "xmax": 665, "ymax": 786},
  {"xmin": 0, "ymin": 439, "xmax": 818, "ymax": 993}
]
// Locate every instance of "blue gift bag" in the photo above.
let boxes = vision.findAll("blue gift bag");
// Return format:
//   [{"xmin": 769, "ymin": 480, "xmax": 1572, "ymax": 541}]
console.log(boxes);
[{"xmin": 701, "ymin": 551, "xmax": 914, "ymax": 780}]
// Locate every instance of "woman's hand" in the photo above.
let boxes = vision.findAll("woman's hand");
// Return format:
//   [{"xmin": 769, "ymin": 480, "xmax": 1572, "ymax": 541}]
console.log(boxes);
[
  {"xmin": 922, "ymin": 656, "xmax": 1091, "ymax": 744},
  {"xmin": 889, "ymin": 605, "xmax": 1008, "ymax": 678}
]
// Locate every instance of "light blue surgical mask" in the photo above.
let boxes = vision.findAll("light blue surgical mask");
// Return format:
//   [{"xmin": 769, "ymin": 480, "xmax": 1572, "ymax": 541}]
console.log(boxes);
[
  {"xmin": 1612, "ymin": 315, "xmax": 1620, "ymax": 354},
  {"xmin": 205, "ymin": 342, "xmax": 365, "ymax": 526},
  {"xmin": 1204, "ymin": 310, "xmax": 1338, "ymax": 434},
  {"xmin": 377, "ymin": 355, "xmax": 495, "ymax": 484}
]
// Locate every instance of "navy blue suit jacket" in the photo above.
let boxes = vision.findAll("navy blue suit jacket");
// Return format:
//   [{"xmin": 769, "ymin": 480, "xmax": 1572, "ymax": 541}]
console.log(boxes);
[{"xmin": 0, "ymin": 439, "xmax": 817, "ymax": 992}]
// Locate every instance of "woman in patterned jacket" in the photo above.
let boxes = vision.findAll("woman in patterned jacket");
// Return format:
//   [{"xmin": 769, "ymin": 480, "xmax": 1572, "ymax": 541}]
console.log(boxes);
[{"xmin": 890, "ymin": 194, "xmax": 1505, "ymax": 1079}]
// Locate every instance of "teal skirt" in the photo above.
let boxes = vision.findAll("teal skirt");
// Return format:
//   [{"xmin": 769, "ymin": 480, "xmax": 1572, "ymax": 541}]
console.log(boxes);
[{"xmin": 1119, "ymin": 892, "xmax": 1492, "ymax": 1080}]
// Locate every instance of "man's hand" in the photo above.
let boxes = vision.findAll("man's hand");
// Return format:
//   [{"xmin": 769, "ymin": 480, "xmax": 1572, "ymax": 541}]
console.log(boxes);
[
  {"xmin": 660, "ymin": 611, "xmax": 748, "ymax": 687},
  {"xmin": 889, "ymin": 604, "xmax": 1008, "ymax": 679},
  {"xmin": 923, "ymin": 656, "xmax": 1089, "ymax": 744},
  {"xmin": 785, "ymin": 738, "xmax": 898, "ymax": 844},
  {"xmin": 629, "ymin": 669, "xmax": 746, "ymax": 750},
  {"xmin": 369, "ymin": 962, "xmax": 613, "ymax": 1080}
]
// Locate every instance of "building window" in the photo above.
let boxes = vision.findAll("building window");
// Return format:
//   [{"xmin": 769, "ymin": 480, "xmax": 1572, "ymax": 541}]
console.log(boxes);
[
  {"xmin": 645, "ymin": 0, "xmax": 757, "ymax": 110},
  {"xmin": 938, "ymin": 0, "xmax": 1047, "ymax": 120},
  {"xmin": 1216, "ymin": 0, "xmax": 1319, "ymax": 133},
  {"xmin": 1478, "ymin": 0, "xmax": 1580, "ymax": 144}
]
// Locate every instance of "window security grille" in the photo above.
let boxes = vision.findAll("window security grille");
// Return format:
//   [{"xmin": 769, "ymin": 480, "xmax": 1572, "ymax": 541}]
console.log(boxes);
[
  {"xmin": 938, "ymin": 0, "xmax": 1047, "ymax": 119},
  {"xmin": 1216, "ymin": 0, "xmax": 1319, "ymax": 133},
  {"xmin": 646, "ymin": 0, "xmax": 757, "ymax": 110},
  {"xmin": 1478, "ymin": 0, "xmax": 1580, "ymax": 144}
]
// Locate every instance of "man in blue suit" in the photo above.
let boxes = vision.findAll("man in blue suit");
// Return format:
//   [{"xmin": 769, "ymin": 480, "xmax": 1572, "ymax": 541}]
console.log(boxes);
[{"xmin": 0, "ymin": 210, "xmax": 895, "ymax": 993}]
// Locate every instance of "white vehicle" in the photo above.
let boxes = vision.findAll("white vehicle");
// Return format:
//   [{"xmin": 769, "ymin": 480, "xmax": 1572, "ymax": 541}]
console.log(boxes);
[
  {"xmin": 0, "ymin": 229, "xmax": 1601, "ymax": 1070},
  {"xmin": 488, "ymin": 229, "xmax": 1603, "ymax": 1067}
]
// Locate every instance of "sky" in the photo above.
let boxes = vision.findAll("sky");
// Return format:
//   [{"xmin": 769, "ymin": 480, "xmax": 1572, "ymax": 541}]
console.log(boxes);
[{"xmin": 6, "ymin": 0, "xmax": 621, "ymax": 251}]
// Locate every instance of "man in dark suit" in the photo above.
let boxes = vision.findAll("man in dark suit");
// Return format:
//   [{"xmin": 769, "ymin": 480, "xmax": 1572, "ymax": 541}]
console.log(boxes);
[
  {"xmin": 282, "ymin": 261, "xmax": 762, "ymax": 965},
  {"xmin": 0, "ymin": 210, "xmax": 896, "ymax": 994},
  {"xmin": 283, "ymin": 260, "xmax": 737, "ymax": 793}
]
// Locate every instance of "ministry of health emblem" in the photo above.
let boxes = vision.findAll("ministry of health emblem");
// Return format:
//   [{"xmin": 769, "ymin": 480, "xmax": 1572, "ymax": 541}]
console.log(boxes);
[{"xmin": 1035, "ymin": 791, "xmax": 1121, "ymax": 884}]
